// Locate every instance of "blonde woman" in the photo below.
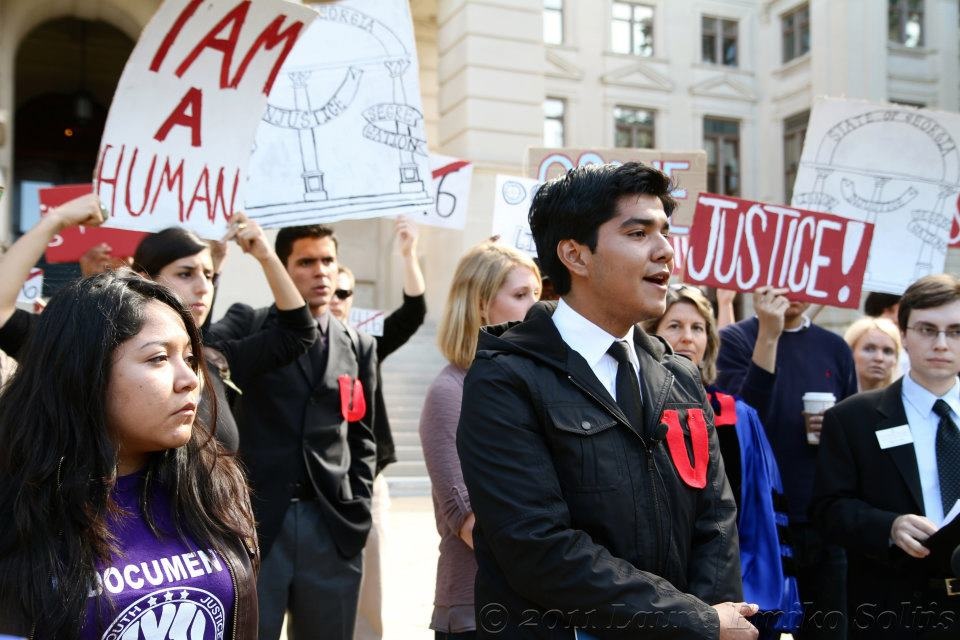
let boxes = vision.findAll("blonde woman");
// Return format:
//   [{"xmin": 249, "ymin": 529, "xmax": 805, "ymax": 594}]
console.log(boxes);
[
  {"xmin": 843, "ymin": 317, "xmax": 902, "ymax": 391},
  {"xmin": 419, "ymin": 242, "xmax": 541, "ymax": 640}
]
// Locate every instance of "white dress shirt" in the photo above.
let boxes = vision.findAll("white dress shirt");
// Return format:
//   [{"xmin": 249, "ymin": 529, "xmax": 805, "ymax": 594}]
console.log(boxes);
[
  {"xmin": 551, "ymin": 298, "xmax": 641, "ymax": 402},
  {"xmin": 902, "ymin": 374, "xmax": 960, "ymax": 526}
]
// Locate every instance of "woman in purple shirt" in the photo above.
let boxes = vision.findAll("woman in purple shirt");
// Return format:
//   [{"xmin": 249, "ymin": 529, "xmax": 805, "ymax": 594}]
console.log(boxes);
[
  {"xmin": 0, "ymin": 271, "xmax": 258, "ymax": 639},
  {"xmin": 420, "ymin": 242, "xmax": 541, "ymax": 639}
]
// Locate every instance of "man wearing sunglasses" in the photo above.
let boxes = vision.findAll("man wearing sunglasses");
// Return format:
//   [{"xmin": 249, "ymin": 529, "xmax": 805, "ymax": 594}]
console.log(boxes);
[{"xmin": 813, "ymin": 273, "xmax": 960, "ymax": 639}]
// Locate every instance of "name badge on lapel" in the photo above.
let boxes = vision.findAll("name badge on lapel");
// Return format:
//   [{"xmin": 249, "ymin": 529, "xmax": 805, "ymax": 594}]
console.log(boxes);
[
  {"xmin": 338, "ymin": 374, "xmax": 367, "ymax": 422},
  {"xmin": 876, "ymin": 425, "xmax": 913, "ymax": 450},
  {"xmin": 660, "ymin": 408, "xmax": 709, "ymax": 489}
]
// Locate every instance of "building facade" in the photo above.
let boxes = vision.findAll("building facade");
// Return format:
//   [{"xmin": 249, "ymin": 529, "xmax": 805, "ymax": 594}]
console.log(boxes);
[{"xmin": 0, "ymin": 0, "xmax": 958, "ymax": 322}]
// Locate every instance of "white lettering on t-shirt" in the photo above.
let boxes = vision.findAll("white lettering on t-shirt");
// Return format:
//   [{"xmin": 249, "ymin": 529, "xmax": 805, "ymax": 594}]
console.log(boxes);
[{"xmin": 89, "ymin": 549, "xmax": 225, "ymax": 597}]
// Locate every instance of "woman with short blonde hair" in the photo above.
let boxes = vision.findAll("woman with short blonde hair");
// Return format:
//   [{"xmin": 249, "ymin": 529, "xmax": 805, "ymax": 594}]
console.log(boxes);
[
  {"xmin": 843, "ymin": 316, "xmax": 902, "ymax": 391},
  {"xmin": 422, "ymin": 241, "xmax": 541, "ymax": 639}
]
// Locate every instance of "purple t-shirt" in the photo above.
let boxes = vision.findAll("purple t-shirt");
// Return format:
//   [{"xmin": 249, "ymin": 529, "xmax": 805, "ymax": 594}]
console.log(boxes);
[{"xmin": 80, "ymin": 471, "xmax": 235, "ymax": 640}]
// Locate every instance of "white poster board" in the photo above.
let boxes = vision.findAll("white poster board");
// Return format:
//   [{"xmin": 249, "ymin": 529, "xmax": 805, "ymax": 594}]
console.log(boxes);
[
  {"xmin": 245, "ymin": 1, "xmax": 432, "ymax": 228},
  {"xmin": 349, "ymin": 307, "xmax": 385, "ymax": 337},
  {"xmin": 16, "ymin": 269, "xmax": 43, "ymax": 309},
  {"xmin": 491, "ymin": 175, "xmax": 540, "ymax": 257},
  {"xmin": 94, "ymin": 0, "xmax": 316, "ymax": 239},
  {"xmin": 791, "ymin": 97, "xmax": 960, "ymax": 294}
]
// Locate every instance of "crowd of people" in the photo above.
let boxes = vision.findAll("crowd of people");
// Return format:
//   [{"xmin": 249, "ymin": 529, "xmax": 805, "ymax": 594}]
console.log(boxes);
[{"xmin": 0, "ymin": 161, "xmax": 958, "ymax": 640}]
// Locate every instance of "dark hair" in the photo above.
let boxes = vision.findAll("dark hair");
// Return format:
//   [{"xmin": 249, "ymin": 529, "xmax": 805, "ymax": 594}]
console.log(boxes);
[
  {"xmin": 528, "ymin": 162, "xmax": 678, "ymax": 295},
  {"xmin": 275, "ymin": 225, "xmax": 338, "ymax": 267},
  {"xmin": 897, "ymin": 274, "xmax": 960, "ymax": 331},
  {"xmin": 133, "ymin": 227, "xmax": 209, "ymax": 277},
  {"xmin": 864, "ymin": 291, "xmax": 902, "ymax": 318},
  {"xmin": 0, "ymin": 271, "xmax": 255, "ymax": 638}
]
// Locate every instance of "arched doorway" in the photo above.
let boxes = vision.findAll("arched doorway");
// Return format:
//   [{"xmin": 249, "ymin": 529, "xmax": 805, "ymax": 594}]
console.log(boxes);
[{"xmin": 12, "ymin": 17, "xmax": 134, "ymax": 291}]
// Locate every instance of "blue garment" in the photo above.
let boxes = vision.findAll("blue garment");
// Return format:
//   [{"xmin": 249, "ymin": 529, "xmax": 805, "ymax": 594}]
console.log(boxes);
[
  {"xmin": 729, "ymin": 395, "xmax": 802, "ymax": 631},
  {"xmin": 716, "ymin": 317, "xmax": 857, "ymax": 524}
]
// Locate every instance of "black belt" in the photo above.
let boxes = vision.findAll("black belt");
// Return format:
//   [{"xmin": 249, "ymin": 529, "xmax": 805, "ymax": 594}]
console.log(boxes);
[
  {"xmin": 927, "ymin": 578, "xmax": 960, "ymax": 597},
  {"xmin": 289, "ymin": 482, "xmax": 316, "ymax": 502}
]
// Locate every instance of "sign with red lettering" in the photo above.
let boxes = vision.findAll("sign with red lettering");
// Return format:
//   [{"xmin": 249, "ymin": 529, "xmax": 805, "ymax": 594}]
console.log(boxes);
[
  {"xmin": 526, "ymin": 148, "xmax": 707, "ymax": 227},
  {"xmin": 39, "ymin": 185, "xmax": 147, "ymax": 263},
  {"xmin": 685, "ymin": 193, "xmax": 875, "ymax": 309},
  {"xmin": 95, "ymin": 0, "xmax": 316, "ymax": 238}
]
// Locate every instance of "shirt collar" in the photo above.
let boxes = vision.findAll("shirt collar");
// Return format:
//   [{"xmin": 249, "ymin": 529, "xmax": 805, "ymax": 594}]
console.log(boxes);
[
  {"xmin": 314, "ymin": 311, "xmax": 330, "ymax": 336},
  {"xmin": 902, "ymin": 373, "xmax": 960, "ymax": 420},
  {"xmin": 552, "ymin": 298, "xmax": 638, "ymax": 370},
  {"xmin": 783, "ymin": 314, "xmax": 812, "ymax": 332}
]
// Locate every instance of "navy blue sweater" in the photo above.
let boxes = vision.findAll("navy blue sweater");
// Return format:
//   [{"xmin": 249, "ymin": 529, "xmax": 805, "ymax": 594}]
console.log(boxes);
[{"xmin": 716, "ymin": 317, "xmax": 857, "ymax": 523}]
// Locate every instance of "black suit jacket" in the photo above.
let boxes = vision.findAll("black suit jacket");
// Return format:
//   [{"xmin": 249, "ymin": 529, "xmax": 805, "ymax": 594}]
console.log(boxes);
[
  {"xmin": 208, "ymin": 304, "xmax": 378, "ymax": 559},
  {"xmin": 812, "ymin": 379, "xmax": 959, "ymax": 636}
]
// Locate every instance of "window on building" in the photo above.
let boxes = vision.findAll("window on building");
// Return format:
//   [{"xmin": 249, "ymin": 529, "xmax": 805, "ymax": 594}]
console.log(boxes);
[
  {"xmin": 783, "ymin": 110, "xmax": 809, "ymax": 203},
  {"xmin": 704, "ymin": 118, "xmax": 740, "ymax": 196},
  {"xmin": 614, "ymin": 106, "xmax": 655, "ymax": 148},
  {"xmin": 611, "ymin": 2, "xmax": 654, "ymax": 56},
  {"xmin": 544, "ymin": 98, "xmax": 566, "ymax": 147},
  {"xmin": 544, "ymin": 0, "xmax": 564, "ymax": 45},
  {"xmin": 889, "ymin": 0, "xmax": 924, "ymax": 47},
  {"xmin": 702, "ymin": 16, "xmax": 738, "ymax": 66},
  {"xmin": 781, "ymin": 4, "xmax": 810, "ymax": 63}
]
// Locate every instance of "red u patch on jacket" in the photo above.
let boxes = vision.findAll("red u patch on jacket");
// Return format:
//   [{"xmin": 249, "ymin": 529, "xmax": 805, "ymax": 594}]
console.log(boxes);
[
  {"xmin": 338, "ymin": 375, "xmax": 367, "ymax": 422},
  {"xmin": 660, "ymin": 408, "xmax": 709, "ymax": 489}
]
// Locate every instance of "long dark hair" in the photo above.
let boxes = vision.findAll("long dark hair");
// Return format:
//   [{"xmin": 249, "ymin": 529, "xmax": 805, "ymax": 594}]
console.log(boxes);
[{"xmin": 0, "ymin": 271, "xmax": 255, "ymax": 637}]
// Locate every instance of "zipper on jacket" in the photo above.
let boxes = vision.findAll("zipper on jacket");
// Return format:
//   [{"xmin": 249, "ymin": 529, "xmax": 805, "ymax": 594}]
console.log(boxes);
[{"xmin": 222, "ymin": 548, "xmax": 239, "ymax": 640}]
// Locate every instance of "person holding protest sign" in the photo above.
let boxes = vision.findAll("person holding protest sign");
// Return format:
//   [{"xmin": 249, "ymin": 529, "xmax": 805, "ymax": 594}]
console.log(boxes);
[
  {"xmin": 644, "ymin": 284, "xmax": 801, "ymax": 638},
  {"xmin": 457, "ymin": 163, "xmax": 755, "ymax": 639},
  {"xmin": 716, "ymin": 287, "xmax": 857, "ymax": 639},
  {"xmin": 0, "ymin": 193, "xmax": 103, "ymax": 368},
  {"xmin": 205, "ymin": 224, "xmax": 378, "ymax": 640},
  {"xmin": 329, "ymin": 216, "xmax": 428, "ymax": 640},
  {"xmin": 421, "ymin": 241, "xmax": 541, "ymax": 640},
  {"xmin": 133, "ymin": 214, "xmax": 317, "ymax": 453},
  {"xmin": 0, "ymin": 271, "xmax": 259, "ymax": 638}
]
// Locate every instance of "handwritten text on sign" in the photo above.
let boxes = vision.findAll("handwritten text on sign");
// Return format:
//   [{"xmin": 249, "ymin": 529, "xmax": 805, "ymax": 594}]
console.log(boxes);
[
  {"xmin": 95, "ymin": 0, "xmax": 316, "ymax": 238},
  {"xmin": 685, "ymin": 194, "xmax": 874, "ymax": 309}
]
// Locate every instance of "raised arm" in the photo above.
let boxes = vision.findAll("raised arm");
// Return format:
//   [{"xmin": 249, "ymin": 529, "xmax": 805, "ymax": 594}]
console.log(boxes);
[
  {"xmin": 396, "ymin": 215, "xmax": 425, "ymax": 297},
  {"xmin": 223, "ymin": 212, "xmax": 305, "ymax": 311},
  {"xmin": 0, "ymin": 194, "xmax": 103, "ymax": 327}
]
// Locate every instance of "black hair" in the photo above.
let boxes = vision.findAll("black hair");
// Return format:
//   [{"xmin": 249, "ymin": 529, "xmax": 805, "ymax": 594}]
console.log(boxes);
[
  {"xmin": 275, "ymin": 225, "xmax": 338, "ymax": 267},
  {"xmin": 897, "ymin": 274, "xmax": 960, "ymax": 332},
  {"xmin": 528, "ymin": 162, "xmax": 677, "ymax": 295},
  {"xmin": 133, "ymin": 227, "xmax": 209, "ymax": 277},
  {"xmin": 863, "ymin": 291, "xmax": 902, "ymax": 318},
  {"xmin": 0, "ymin": 271, "xmax": 255, "ymax": 638}
]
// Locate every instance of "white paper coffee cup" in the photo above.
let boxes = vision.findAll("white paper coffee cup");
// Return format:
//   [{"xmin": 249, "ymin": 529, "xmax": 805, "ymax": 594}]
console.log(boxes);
[{"xmin": 802, "ymin": 392, "xmax": 836, "ymax": 444}]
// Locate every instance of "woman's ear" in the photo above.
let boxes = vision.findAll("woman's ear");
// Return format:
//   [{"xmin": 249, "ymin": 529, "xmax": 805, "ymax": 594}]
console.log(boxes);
[{"xmin": 557, "ymin": 239, "xmax": 590, "ymax": 280}]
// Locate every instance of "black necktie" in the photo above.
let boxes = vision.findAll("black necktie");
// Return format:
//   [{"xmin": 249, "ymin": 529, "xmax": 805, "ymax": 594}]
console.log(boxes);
[
  {"xmin": 934, "ymin": 399, "xmax": 960, "ymax": 515},
  {"xmin": 607, "ymin": 340, "xmax": 644, "ymax": 434}
]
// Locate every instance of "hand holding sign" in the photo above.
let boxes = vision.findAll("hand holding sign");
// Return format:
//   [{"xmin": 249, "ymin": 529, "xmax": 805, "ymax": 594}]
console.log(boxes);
[{"xmin": 222, "ymin": 212, "xmax": 271, "ymax": 262}]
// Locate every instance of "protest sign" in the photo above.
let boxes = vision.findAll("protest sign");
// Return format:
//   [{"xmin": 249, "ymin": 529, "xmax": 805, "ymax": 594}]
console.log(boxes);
[
  {"xmin": 670, "ymin": 226, "xmax": 690, "ymax": 277},
  {"xmin": 95, "ymin": 0, "xmax": 316, "ymax": 238},
  {"xmin": 16, "ymin": 269, "xmax": 43, "ymax": 309},
  {"xmin": 526, "ymin": 148, "xmax": 706, "ymax": 227},
  {"xmin": 791, "ymin": 97, "xmax": 960, "ymax": 294},
  {"xmin": 349, "ymin": 307, "xmax": 385, "ymax": 337},
  {"xmin": 39, "ymin": 185, "xmax": 147, "ymax": 263},
  {"xmin": 246, "ymin": 1, "xmax": 433, "ymax": 227},
  {"xmin": 491, "ymin": 175, "xmax": 540, "ymax": 258},
  {"xmin": 685, "ymin": 193, "xmax": 874, "ymax": 309}
]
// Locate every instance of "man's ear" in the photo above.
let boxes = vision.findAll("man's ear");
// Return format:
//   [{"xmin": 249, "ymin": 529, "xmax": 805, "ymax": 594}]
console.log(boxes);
[{"xmin": 557, "ymin": 239, "xmax": 591, "ymax": 279}]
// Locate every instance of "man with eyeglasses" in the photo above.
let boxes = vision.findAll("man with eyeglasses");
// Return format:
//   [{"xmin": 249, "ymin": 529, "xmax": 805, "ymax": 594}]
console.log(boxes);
[{"xmin": 813, "ymin": 273, "xmax": 960, "ymax": 639}]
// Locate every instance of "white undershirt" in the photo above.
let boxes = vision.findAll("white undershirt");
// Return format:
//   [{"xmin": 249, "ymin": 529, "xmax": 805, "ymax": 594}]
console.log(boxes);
[
  {"xmin": 551, "ymin": 298, "xmax": 641, "ymax": 402},
  {"xmin": 902, "ymin": 374, "xmax": 960, "ymax": 526}
]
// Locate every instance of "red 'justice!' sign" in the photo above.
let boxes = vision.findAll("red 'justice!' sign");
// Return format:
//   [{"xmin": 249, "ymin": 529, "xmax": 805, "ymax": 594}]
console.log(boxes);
[{"xmin": 684, "ymin": 193, "xmax": 874, "ymax": 309}]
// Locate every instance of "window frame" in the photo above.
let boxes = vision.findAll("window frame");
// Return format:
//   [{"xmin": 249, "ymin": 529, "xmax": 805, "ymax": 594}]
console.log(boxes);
[
  {"xmin": 610, "ymin": 1, "xmax": 655, "ymax": 57},
  {"xmin": 701, "ymin": 15, "xmax": 739, "ymax": 67},
  {"xmin": 543, "ymin": 97, "xmax": 566, "ymax": 147},
  {"xmin": 613, "ymin": 105, "xmax": 656, "ymax": 149},
  {"xmin": 543, "ymin": 0, "xmax": 564, "ymax": 45},
  {"xmin": 888, "ymin": 0, "xmax": 925, "ymax": 47},
  {"xmin": 703, "ymin": 117, "xmax": 741, "ymax": 197},
  {"xmin": 783, "ymin": 110, "xmax": 809, "ymax": 204},
  {"xmin": 781, "ymin": 3, "xmax": 810, "ymax": 63}
]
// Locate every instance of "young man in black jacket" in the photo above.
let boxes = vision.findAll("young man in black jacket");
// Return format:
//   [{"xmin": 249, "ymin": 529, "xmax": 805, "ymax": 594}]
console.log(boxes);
[{"xmin": 457, "ymin": 162, "xmax": 756, "ymax": 639}]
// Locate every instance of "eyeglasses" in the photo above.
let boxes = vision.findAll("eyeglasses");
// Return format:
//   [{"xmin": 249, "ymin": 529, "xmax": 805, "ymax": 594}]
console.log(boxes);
[
  {"xmin": 906, "ymin": 324, "xmax": 960, "ymax": 342},
  {"xmin": 334, "ymin": 289, "xmax": 353, "ymax": 301}
]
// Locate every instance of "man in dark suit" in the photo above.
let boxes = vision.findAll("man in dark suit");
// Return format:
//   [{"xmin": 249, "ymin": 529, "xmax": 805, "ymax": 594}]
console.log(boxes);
[
  {"xmin": 207, "ymin": 225, "xmax": 378, "ymax": 640},
  {"xmin": 813, "ymin": 273, "xmax": 960, "ymax": 639}
]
